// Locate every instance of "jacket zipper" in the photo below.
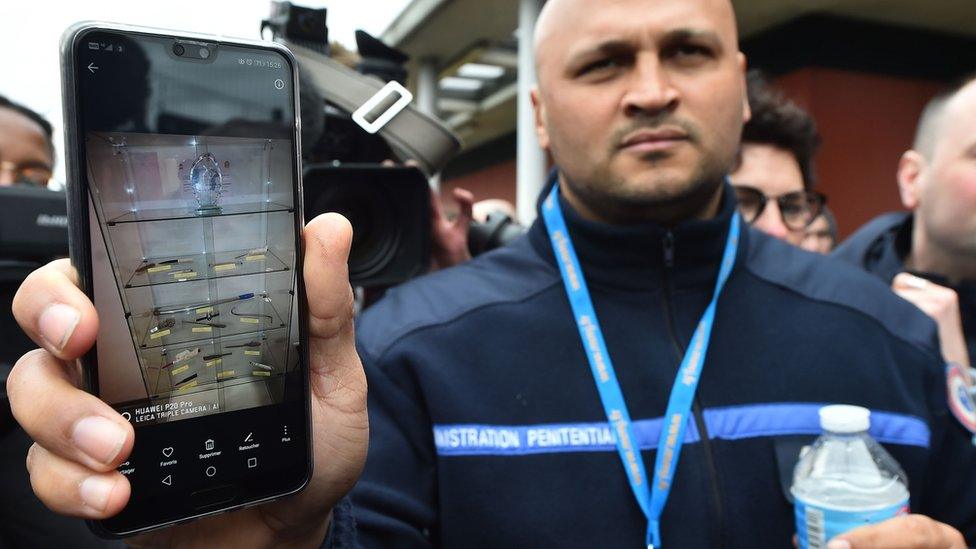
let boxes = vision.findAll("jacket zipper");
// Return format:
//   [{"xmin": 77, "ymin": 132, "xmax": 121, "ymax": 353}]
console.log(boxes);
[{"xmin": 659, "ymin": 230, "xmax": 726, "ymax": 547}]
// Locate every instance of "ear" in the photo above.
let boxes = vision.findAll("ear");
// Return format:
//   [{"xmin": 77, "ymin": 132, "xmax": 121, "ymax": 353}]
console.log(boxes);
[
  {"xmin": 530, "ymin": 85, "xmax": 550, "ymax": 150},
  {"xmin": 738, "ymin": 53, "xmax": 751, "ymax": 124},
  {"xmin": 897, "ymin": 150, "xmax": 926, "ymax": 211}
]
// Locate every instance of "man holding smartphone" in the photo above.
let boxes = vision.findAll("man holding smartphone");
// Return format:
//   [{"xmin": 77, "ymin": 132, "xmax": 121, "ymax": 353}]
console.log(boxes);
[{"xmin": 7, "ymin": 0, "xmax": 975, "ymax": 547}]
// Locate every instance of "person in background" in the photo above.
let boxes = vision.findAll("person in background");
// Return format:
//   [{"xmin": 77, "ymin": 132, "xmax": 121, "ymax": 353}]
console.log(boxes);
[
  {"xmin": 0, "ymin": 95, "xmax": 55, "ymax": 188},
  {"xmin": 429, "ymin": 186, "xmax": 475, "ymax": 271},
  {"xmin": 801, "ymin": 206, "xmax": 838, "ymax": 254},
  {"xmin": 834, "ymin": 72, "xmax": 976, "ymax": 376},
  {"xmin": 472, "ymin": 198, "xmax": 517, "ymax": 223},
  {"xmin": 0, "ymin": 94, "xmax": 122, "ymax": 548},
  {"xmin": 729, "ymin": 71, "xmax": 825, "ymax": 246}
]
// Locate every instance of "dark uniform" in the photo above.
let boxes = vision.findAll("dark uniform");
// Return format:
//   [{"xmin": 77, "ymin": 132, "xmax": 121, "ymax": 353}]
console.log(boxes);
[
  {"xmin": 327, "ymin": 180, "xmax": 976, "ymax": 548},
  {"xmin": 833, "ymin": 211, "xmax": 976, "ymax": 364}
]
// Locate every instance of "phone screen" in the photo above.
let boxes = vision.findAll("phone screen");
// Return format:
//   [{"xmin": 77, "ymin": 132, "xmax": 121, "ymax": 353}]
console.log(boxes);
[{"xmin": 69, "ymin": 29, "xmax": 309, "ymax": 535}]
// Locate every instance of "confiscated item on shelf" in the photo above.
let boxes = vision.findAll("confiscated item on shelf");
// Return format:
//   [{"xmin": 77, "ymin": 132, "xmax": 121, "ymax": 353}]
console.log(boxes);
[
  {"xmin": 226, "ymin": 340, "xmax": 262, "ymax": 348},
  {"xmin": 149, "ymin": 318, "xmax": 176, "ymax": 334},
  {"xmin": 235, "ymin": 245, "xmax": 269, "ymax": 259},
  {"xmin": 154, "ymin": 292, "xmax": 256, "ymax": 316},
  {"xmin": 231, "ymin": 306, "xmax": 273, "ymax": 321},
  {"xmin": 135, "ymin": 257, "xmax": 192, "ymax": 273},
  {"xmin": 190, "ymin": 152, "xmax": 223, "ymax": 213},
  {"xmin": 161, "ymin": 347, "xmax": 201, "ymax": 369},
  {"xmin": 175, "ymin": 373, "xmax": 198, "ymax": 386},
  {"xmin": 183, "ymin": 319, "xmax": 227, "ymax": 328}
]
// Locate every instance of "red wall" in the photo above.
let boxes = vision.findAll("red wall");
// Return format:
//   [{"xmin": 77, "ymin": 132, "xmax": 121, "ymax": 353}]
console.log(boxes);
[
  {"xmin": 442, "ymin": 68, "xmax": 945, "ymax": 239},
  {"xmin": 774, "ymin": 68, "xmax": 943, "ymax": 239},
  {"xmin": 439, "ymin": 159, "xmax": 516, "ymax": 215}
]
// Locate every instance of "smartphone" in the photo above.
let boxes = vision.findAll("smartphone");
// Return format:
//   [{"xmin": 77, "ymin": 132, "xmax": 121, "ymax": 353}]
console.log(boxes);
[{"xmin": 61, "ymin": 23, "xmax": 311, "ymax": 537}]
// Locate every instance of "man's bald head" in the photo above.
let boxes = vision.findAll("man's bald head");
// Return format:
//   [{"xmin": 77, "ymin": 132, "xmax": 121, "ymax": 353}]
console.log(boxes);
[
  {"xmin": 533, "ymin": 0, "xmax": 739, "ymax": 73},
  {"xmin": 912, "ymin": 72, "xmax": 976, "ymax": 159},
  {"xmin": 897, "ymin": 70, "xmax": 976, "ymax": 272},
  {"xmin": 528, "ymin": 0, "xmax": 749, "ymax": 225}
]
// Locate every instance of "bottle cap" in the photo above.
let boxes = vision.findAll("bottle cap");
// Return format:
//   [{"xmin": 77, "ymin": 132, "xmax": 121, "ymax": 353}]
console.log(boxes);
[{"xmin": 819, "ymin": 404, "xmax": 870, "ymax": 433}]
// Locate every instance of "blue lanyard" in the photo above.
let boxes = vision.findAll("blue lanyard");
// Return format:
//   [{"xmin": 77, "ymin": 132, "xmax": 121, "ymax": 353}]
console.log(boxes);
[{"xmin": 541, "ymin": 184, "xmax": 740, "ymax": 549}]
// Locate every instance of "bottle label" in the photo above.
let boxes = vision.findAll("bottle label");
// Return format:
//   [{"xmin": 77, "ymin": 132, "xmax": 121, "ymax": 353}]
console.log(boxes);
[{"xmin": 794, "ymin": 497, "xmax": 909, "ymax": 549}]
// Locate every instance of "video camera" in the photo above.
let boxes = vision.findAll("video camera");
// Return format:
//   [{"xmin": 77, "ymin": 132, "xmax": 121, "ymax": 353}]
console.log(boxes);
[
  {"xmin": 263, "ymin": 2, "xmax": 434, "ymax": 287},
  {"xmin": 265, "ymin": 2, "xmax": 524, "ymax": 287},
  {"xmin": 0, "ymin": 185, "xmax": 70, "ymax": 434}
]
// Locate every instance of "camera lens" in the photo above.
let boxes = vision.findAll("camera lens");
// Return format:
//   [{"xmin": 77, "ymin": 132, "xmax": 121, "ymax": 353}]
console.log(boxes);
[
  {"xmin": 172, "ymin": 43, "xmax": 185, "ymax": 56},
  {"xmin": 198, "ymin": 47, "xmax": 210, "ymax": 59}
]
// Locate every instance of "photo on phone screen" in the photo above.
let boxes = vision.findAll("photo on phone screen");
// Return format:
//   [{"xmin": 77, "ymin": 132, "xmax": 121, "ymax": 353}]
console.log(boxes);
[{"xmin": 64, "ymin": 25, "xmax": 310, "ymax": 536}]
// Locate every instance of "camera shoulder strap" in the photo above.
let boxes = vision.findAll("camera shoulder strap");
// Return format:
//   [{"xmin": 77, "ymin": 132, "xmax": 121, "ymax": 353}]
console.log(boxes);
[{"xmin": 287, "ymin": 41, "xmax": 461, "ymax": 177}]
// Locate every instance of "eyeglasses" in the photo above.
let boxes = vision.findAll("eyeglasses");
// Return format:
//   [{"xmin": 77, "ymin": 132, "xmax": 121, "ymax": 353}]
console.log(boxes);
[
  {"xmin": 732, "ymin": 185, "xmax": 826, "ymax": 231},
  {"xmin": 0, "ymin": 160, "xmax": 52, "ymax": 187}
]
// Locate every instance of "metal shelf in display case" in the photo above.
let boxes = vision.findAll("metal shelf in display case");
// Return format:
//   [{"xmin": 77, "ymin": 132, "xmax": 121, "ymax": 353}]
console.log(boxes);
[
  {"xmin": 123, "ymin": 245, "xmax": 291, "ymax": 288},
  {"xmin": 140, "ymin": 331, "xmax": 291, "ymax": 399},
  {"xmin": 133, "ymin": 292, "xmax": 289, "ymax": 349},
  {"xmin": 105, "ymin": 201, "xmax": 294, "ymax": 225},
  {"xmin": 86, "ymin": 130, "xmax": 300, "ymax": 411}
]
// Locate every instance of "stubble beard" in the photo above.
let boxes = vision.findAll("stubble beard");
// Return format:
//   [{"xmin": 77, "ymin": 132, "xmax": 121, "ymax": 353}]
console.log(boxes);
[{"xmin": 563, "ymin": 147, "xmax": 733, "ymax": 226}]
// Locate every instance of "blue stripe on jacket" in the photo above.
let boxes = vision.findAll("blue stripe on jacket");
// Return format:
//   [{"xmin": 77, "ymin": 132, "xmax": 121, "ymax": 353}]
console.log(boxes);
[{"xmin": 432, "ymin": 402, "xmax": 930, "ymax": 457}]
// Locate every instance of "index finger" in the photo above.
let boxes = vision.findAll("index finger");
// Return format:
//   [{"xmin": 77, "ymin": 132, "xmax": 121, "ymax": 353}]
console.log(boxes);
[{"xmin": 12, "ymin": 258, "xmax": 99, "ymax": 361}]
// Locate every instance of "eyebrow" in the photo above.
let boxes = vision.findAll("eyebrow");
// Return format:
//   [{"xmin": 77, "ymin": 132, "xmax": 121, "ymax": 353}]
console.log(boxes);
[
  {"xmin": 565, "ymin": 28, "xmax": 725, "ymax": 69},
  {"xmin": 565, "ymin": 39, "xmax": 634, "ymax": 71},
  {"xmin": 8, "ymin": 159, "xmax": 53, "ymax": 171}
]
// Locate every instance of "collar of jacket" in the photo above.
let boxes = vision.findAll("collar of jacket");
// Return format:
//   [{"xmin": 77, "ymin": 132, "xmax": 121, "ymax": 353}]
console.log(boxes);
[
  {"xmin": 865, "ymin": 213, "xmax": 976, "ymax": 297},
  {"xmin": 527, "ymin": 170, "xmax": 743, "ymax": 292}
]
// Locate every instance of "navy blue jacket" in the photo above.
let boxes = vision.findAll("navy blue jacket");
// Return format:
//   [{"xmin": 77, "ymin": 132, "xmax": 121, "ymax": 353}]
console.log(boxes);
[
  {"xmin": 332, "ymin": 183, "xmax": 976, "ymax": 548},
  {"xmin": 834, "ymin": 211, "xmax": 976, "ymax": 363}
]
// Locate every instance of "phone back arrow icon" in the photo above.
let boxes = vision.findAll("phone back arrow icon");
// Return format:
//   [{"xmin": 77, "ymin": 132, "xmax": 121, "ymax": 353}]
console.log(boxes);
[{"xmin": 87, "ymin": 62, "xmax": 99, "ymax": 74}]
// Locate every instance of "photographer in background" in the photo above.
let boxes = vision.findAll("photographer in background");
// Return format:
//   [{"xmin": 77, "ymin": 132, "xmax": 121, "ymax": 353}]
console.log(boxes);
[
  {"xmin": 0, "ymin": 95, "xmax": 54, "ymax": 188},
  {"xmin": 0, "ymin": 94, "xmax": 56, "ymax": 412},
  {"xmin": 430, "ymin": 191, "xmax": 525, "ymax": 272},
  {"xmin": 0, "ymin": 94, "xmax": 118, "ymax": 548}
]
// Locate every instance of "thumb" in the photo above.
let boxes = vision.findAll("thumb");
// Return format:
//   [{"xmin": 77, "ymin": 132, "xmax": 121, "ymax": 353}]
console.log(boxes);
[
  {"xmin": 828, "ymin": 515, "xmax": 966, "ymax": 549},
  {"xmin": 302, "ymin": 213, "xmax": 362, "ymax": 399}
]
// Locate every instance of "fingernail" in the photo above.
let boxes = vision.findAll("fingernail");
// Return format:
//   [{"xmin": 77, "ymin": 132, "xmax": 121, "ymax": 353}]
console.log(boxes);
[
  {"xmin": 38, "ymin": 303, "xmax": 81, "ymax": 351},
  {"xmin": 79, "ymin": 476, "xmax": 116, "ymax": 512},
  {"xmin": 827, "ymin": 540, "xmax": 851, "ymax": 549},
  {"xmin": 72, "ymin": 416, "xmax": 126, "ymax": 465},
  {"xmin": 904, "ymin": 274, "xmax": 929, "ymax": 290}
]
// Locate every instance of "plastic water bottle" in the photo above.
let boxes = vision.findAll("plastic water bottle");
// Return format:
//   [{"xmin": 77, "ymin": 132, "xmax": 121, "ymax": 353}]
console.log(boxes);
[{"xmin": 791, "ymin": 405, "xmax": 910, "ymax": 549}]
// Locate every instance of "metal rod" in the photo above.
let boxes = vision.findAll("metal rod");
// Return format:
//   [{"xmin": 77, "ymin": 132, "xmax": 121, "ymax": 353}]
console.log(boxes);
[{"xmin": 155, "ymin": 292, "xmax": 255, "ymax": 316}]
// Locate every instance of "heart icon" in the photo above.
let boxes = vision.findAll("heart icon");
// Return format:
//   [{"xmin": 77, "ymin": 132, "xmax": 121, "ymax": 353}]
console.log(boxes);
[{"xmin": 162, "ymin": 447, "xmax": 174, "ymax": 458}]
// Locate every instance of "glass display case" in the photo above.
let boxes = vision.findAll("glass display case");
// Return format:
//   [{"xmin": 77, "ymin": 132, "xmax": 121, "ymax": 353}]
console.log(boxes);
[{"xmin": 87, "ymin": 132, "xmax": 299, "ymax": 421}]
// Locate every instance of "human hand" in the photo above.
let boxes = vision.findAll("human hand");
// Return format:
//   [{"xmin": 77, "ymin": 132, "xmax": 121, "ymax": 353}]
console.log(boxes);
[
  {"xmin": 825, "ymin": 514, "xmax": 965, "ymax": 549},
  {"xmin": 8, "ymin": 213, "xmax": 368, "ymax": 547},
  {"xmin": 892, "ymin": 273, "xmax": 971, "ymax": 371},
  {"xmin": 430, "ymin": 187, "xmax": 474, "ymax": 271}
]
